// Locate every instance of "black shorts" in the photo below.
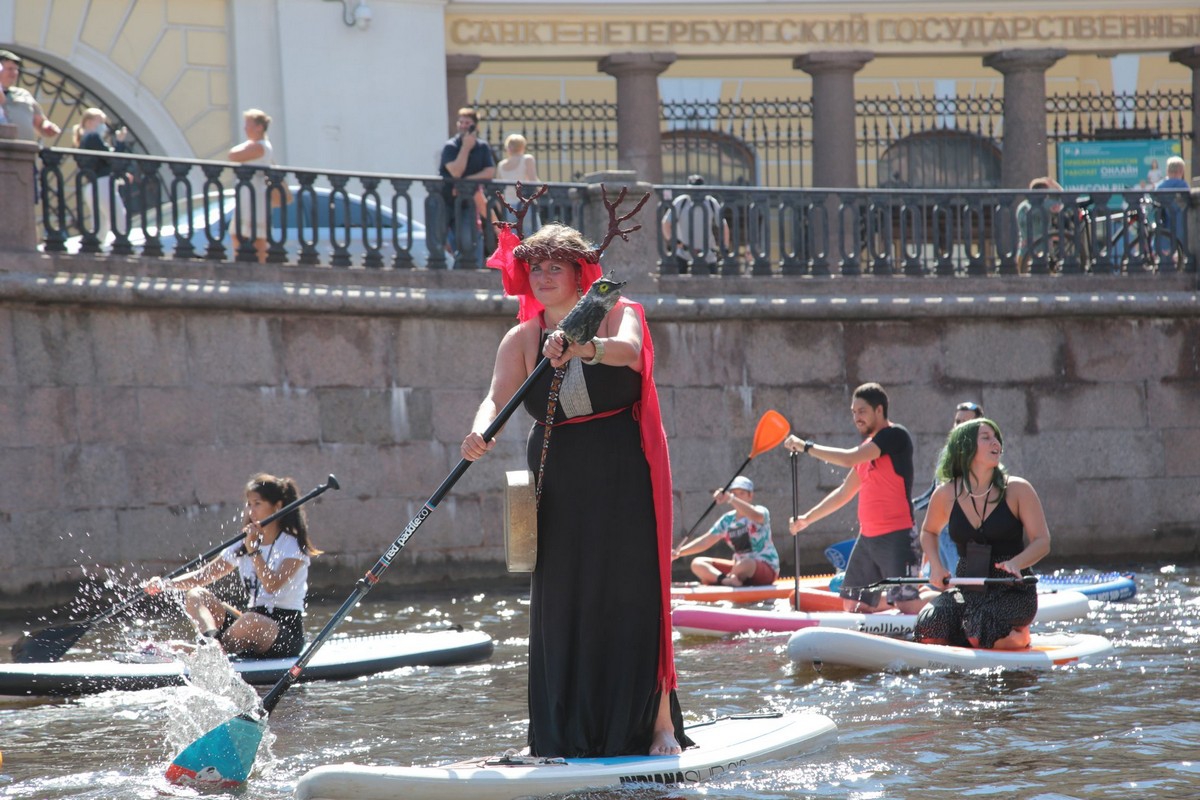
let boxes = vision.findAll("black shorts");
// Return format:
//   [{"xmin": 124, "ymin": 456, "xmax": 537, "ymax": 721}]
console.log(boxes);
[
  {"xmin": 222, "ymin": 606, "xmax": 305, "ymax": 659},
  {"xmin": 839, "ymin": 528, "xmax": 920, "ymax": 607}
]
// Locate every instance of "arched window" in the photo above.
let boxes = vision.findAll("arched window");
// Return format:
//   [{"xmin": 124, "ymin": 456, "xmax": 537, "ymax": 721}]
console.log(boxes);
[
  {"xmin": 877, "ymin": 130, "xmax": 1001, "ymax": 189},
  {"xmin": 661, "ymin": 129, "xmax": 756, "ymax": 186},
  {"xmin": 7, "ymin": 49, "xmax": 152, "ymax": 236}
]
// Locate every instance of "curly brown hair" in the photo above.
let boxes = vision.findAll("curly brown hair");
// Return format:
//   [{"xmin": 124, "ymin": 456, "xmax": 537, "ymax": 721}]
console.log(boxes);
[{"xmin": 512, "ymin": 223, "xmax": 598, "ymax": 266}]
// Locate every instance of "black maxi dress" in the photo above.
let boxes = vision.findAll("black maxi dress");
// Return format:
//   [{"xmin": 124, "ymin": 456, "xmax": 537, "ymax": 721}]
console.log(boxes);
[{"xmin": 523, "ymin": 355, "xmax": 688, "ymax": 757}]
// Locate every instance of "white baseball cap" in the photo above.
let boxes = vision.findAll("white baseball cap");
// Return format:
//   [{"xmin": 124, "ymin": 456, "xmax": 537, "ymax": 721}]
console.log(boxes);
[{"xmin": 729, "ymin": 476, "xmax": 754, "ymax": 492}]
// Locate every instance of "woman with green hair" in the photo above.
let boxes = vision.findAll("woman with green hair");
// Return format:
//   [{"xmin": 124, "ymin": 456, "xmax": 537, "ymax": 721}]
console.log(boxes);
[{"xmin": 913, "ymin": 418, "xmax": 1050, "ymax": 650}]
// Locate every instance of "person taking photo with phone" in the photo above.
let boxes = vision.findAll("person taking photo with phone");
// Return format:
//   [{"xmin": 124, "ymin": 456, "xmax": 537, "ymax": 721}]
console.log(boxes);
[{"xmin": 439, "ymin": 106, "xmax": 495, "ymax": 267}]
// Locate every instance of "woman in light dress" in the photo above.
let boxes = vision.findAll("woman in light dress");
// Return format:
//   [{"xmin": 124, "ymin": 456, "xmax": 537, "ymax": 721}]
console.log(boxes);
[
  {"xmin": 228, "ymin": 108, "xmax": 275, "ymax": 263},
  {"xmin": 497, "ymin": 133, "xmax": 540, "ymax": 223}
]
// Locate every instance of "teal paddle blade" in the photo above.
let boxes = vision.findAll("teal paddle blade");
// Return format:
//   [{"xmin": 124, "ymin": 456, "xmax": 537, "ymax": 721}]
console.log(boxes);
[{"xmin": 165, "ymin": 712, "xmax": 265, "ymax": 788}]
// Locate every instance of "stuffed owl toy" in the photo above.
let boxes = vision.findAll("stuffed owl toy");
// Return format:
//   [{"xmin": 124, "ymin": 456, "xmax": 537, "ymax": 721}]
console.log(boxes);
[{"xmin": 556, "ymin": 273, "xmax": 627, "ymax": 344}]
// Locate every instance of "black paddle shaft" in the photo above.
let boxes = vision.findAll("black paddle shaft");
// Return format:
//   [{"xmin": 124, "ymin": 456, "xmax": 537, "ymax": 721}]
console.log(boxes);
[
  {"xmin": 11, "ymin": 474, "xmax": 340, "ymax": 663},
  {"xmin": 260, "ymin": 358, "xmax": 553, "ymax": 714},
  {"xmin": 678, "ymin": 456, "xmax": 752, "ymax": 543},
  {"xmin": 790, "ymin": 451, "xmax": 801, "ymax": 611}
]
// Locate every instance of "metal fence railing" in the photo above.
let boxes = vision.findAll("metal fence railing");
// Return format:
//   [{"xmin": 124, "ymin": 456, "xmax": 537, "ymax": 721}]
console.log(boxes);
[
  {"xmin": 39, "ymin": 147, "xmax": 1193, "ymax": 280},
  {"xmin": 477, "ymin": 100, "xmax": 618, "ymax": 184},
  {"xmin": 477, "ymin": 92, "xmax": 1193, "ymax": 191},
  {"xmin": 37, "ymin": 148, "xmax": 591, "ymax": 270},
  {"xmin": 657, "ymin": 184, "xmax": 1194, "ymax": 278}
]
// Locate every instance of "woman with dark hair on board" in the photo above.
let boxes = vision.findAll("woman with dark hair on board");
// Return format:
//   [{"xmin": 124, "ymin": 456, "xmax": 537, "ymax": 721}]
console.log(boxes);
[
  {"xmin": 913, "ymin": 419, "xmax": 1050, "ymax": 650},
  {"xmin": 145, "ymin": 473, "xmax": 320, "ymax": 658}
]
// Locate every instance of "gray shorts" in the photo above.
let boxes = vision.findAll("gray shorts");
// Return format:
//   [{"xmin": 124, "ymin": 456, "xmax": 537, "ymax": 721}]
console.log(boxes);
[{"xmin": 839, "ymin": 527, "xmax": 920, "ymax": 607}]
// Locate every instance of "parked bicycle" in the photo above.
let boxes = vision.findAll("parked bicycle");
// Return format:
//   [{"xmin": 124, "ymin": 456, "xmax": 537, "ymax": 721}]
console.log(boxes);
[{"xmin": 1030, "ymin": 194, "xmax": 1188, "ymax": 273}]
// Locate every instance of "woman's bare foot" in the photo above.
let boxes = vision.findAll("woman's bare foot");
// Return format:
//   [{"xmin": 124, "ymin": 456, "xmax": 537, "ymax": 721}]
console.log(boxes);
[{"xmin": 649, "ymin": 729, "xmax": 681, "ymax": 756}]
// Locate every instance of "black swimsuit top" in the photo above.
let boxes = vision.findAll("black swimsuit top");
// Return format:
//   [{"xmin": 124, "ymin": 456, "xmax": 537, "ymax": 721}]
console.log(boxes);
[{"xmin": 947, "ymin": 488, "xmax": 1026, "ymax": 564}]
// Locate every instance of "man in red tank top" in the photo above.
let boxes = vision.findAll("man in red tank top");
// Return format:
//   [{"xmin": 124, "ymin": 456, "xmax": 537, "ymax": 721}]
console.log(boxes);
[{"xmin": 784, "ymin": 382, "xmax": 923, "ymax": 614}]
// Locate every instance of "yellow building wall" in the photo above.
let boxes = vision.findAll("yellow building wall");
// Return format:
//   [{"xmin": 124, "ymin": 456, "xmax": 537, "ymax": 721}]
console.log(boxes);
[{"xmin": 11, "ymin": 0, "xmax": 233, "ymax": 158}]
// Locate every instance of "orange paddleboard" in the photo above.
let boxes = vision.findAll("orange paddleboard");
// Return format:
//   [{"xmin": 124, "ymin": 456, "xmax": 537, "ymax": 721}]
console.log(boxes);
[{"xmin": 671, "ymin": 575, "xmax": 842, "ymax": 609}]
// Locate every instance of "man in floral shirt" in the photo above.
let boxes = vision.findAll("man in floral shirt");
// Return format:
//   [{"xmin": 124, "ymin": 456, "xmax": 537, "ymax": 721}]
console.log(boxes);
[{"xmin": 672, "ymin": 476, "xmax": 780, "ymax": 586}]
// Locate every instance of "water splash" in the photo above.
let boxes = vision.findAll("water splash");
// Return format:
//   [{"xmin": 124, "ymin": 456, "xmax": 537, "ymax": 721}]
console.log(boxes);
[{"xmin": 162, "ymin": 638, "xmax": 278, "ymax": 779}]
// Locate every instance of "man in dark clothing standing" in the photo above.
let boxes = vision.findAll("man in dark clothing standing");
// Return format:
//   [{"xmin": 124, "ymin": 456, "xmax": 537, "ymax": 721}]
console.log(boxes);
[
  {"xmin": 439, "ymin": 107, "xmax": 495, "ymax": 266},
  {"xmin": 784, "ymin": 382, "xmax": 924, "ymax": 615}
]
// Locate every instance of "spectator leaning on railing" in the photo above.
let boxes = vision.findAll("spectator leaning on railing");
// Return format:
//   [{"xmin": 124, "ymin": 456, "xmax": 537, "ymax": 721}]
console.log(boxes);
[
  {"xmin": 1, "ymin": 48, "xmax": 60, "ymax": 205},
  {"xmin": 0, "ymin": 49, "xmax": 60, "ymax": 142},
  {"xmin": 439, "ymin": 106, "xmax": 495, "ymax": 266},
  {"xmin": 1155, "ymin": 156, "xmax": 1189, "ymax": 266},
  {"xmin": 1015, "ymin": 176, "xmax": 1064, "ymax": 274},
  {"xmin": 661, "ymin": 174, "xmax": 729, "ymax": 275},
  {"xmin": 228, "ymin": 108, "xmax": 275, "ymax": 264},
  {"xmin": 73, "ymin": 107, "xmax": 131, "ymax": 247}
]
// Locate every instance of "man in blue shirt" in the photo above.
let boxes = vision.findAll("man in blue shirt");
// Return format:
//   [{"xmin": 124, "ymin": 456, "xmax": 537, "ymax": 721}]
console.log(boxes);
[{"xmin": 439, "ymin": 107, "xmax": 495, "ymax": 267}]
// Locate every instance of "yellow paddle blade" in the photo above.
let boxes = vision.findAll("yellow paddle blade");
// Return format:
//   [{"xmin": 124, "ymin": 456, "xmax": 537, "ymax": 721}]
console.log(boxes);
[{"xmin": 749, "ymin": 409, "xmax": 791, "ymax": 458}]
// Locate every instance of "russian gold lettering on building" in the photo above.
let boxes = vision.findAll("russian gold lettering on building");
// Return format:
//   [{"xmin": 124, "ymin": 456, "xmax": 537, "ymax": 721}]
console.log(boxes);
[{"xmin": 447, "ymin": 10, "xmax": 1200, "ymax": 56}]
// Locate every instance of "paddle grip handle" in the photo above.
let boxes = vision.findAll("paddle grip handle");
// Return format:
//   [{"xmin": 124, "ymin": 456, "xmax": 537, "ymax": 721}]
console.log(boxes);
[{"xmin": 868, "ymin": 575, "xmax": 1038, "ymax": 588}]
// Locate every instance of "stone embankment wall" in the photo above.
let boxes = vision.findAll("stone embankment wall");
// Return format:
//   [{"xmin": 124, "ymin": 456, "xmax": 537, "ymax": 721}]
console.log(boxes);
[{"xmin": 2, "ymin": 242, "xmax": 1197, "ymax": 612}]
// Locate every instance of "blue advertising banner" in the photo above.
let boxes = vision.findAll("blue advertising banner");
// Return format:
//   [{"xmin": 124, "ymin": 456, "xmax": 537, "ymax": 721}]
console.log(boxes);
[{"xmin": 1057, "ymin": 139, "xmax": 1183, "ymax": 192}]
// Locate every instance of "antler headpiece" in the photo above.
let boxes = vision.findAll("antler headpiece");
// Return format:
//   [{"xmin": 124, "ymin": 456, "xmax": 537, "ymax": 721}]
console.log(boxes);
[{"xmin": 487, "ymin": 183, "xmax": 651, "ymax": 322}]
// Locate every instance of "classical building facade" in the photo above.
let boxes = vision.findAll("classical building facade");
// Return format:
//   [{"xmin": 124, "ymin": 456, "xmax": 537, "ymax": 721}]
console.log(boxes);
[{"xmin": 2, "ymin": 1, "xmax": 1197, "ymax": 189}]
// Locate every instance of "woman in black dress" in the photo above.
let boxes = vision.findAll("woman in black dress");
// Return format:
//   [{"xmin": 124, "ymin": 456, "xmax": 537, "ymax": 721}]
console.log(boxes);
[
  {"xmin": 913, "ymin": 418, "xmax": 1051, "ymax": 650},
  {"xmin": 461, "ymin": 222, "xmax": 689, "ymax": 757}
]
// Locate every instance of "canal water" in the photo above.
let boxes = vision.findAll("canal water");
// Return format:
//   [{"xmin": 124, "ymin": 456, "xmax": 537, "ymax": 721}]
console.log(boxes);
[{"xmin": 0, "ymin": 564, "xmax": 1196, "ymax": 799}]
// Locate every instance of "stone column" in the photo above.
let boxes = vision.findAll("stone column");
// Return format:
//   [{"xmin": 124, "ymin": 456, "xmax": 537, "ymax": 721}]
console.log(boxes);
[
  {"xmin": 793, "ymin": 51, "xmax": 873, "ymax": 189},
  {"xmin": 1169, "ymin": 46, "xmax": 1200, "ymax": 181},
  {"xmin": 598, "ymin": 52, "xmax": 676, "ymax": 184},
  {"xmin": 446, "ymin": 54, "xmax": 482, "ymax": 136},
  {"xmin": 984, "ymin": 48, "xmax": 1067, "ymax": 190},
  {"xmin": 0, "ymin": 124, "xmax": 39, "ymax": 252}
]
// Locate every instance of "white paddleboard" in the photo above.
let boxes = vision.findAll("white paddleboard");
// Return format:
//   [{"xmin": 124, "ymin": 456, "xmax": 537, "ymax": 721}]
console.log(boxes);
[
  {"xmin": 673, "ymin": 589, "xmax": 1091, "ymax": 638},
  {"xmin": 293, "ymin": 711, "xmax": 838, "ymax": 800},
  {"xmin": 1039, "ymin": 571, "xmax": 1137, "ymax": 601},
  {"xmin": 0, "ymin": 630, "xmax": 494, "ymax": 696},
  {"xmin": 787, "ymin": 627, "xmax": 1113, "ymax": 672}
]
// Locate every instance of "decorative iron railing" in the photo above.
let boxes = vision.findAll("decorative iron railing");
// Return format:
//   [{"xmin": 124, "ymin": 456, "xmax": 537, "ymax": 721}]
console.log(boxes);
[
  {"xmin": 38, "ymin": 148, "xmax": 590, "ymax": 270},
  {"xmin": 7, "ymin": 49, "xmax": 153, "ymax": 240},
  {"xmin": 657, "ymin": 184, "xmax": 1194, "ymax": 277},
  {"xmin": 477, "ymin": 100, "xmax": 618, "ymax": 184},
  {"xmin": 38, "ymin": 148, "xmax": 1193, "ymax": 279}
]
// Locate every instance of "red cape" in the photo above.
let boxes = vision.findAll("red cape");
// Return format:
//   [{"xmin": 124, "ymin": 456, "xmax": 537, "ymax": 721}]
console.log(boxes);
[{"xmin": 623, "ymin": 298, "xmax": 677, "ymax": 691}]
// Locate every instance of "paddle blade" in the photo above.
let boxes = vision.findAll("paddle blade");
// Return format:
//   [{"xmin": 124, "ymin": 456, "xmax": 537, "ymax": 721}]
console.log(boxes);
[
  {"xmin": 165, "ymin": 712, "xmax": 265, "ymax": 789},
  {"xmin": 750, "ymin": 409, "xmax": 791, "ymax": 458},
  {"xmin": 11, "ymin": 623, "xmax": 89, "ymax": 663},
  {"xmin": 823, "ymin": 538, "xmax": 856, "ymax": 571}
]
